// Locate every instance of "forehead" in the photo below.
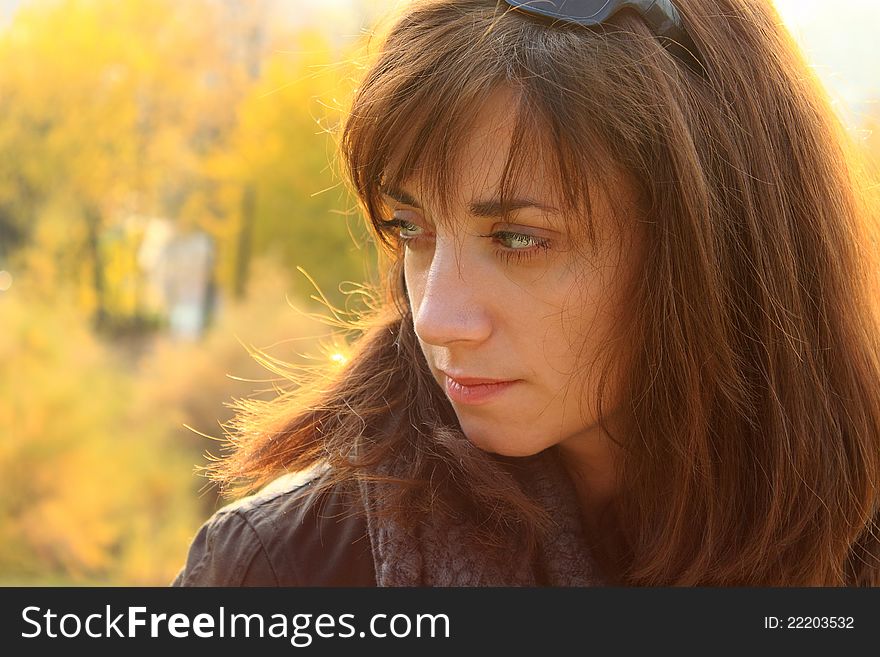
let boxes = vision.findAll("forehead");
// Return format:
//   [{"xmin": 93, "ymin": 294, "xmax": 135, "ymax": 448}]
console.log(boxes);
[
  {"xmin": 385, "ymin": 88, "xmax": 562, "ymax": 212},
  {"xmin": 376, "ymin": 85, "xmax": 642, "ymax": 253}
]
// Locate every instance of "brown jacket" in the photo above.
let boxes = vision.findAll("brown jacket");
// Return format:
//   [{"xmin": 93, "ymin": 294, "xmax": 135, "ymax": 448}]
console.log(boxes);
[{"xmin": 171, "ymin": 473, "xmax": 376, "ymax": 587}]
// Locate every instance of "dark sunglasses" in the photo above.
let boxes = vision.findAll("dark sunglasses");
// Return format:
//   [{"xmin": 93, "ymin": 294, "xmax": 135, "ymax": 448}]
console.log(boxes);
[{"xmin": 502, "ymin": 0, "xmax": 704, "ymax": 75}]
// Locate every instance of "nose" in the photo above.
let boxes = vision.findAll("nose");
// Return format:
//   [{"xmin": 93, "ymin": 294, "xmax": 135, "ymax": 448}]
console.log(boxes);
[{"xmin": 410, "ymin": 240, "xmax": 493, "ymax": 347}]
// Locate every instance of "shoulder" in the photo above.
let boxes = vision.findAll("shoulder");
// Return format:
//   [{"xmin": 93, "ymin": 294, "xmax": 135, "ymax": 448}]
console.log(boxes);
[{"xmin": 171, "ymin": 469, "xmax": 376, "ymax": 587}]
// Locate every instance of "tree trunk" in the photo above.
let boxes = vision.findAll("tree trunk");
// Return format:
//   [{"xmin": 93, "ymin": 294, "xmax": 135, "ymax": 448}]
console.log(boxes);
[
  {"xmin": 233, "ymin": 184, "xmax": 255, "ymax": 300},
  {"xmin": 84, "ymin": 204, "xmax": 107, "ymax": 330}
]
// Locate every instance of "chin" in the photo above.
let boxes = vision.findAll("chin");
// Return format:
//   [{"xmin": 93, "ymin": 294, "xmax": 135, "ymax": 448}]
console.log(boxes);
[{"xmin": 462, "ymin": 429, "xmax": 548, "ymax": 458}]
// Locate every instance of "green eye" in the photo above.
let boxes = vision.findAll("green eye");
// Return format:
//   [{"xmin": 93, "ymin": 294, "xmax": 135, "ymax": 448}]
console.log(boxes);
[
  {"xmin": 397, "ymin": 219, "xmax": 422, "ymax": 238},
  {"xmin": 494, "ymin": 231, "xmax": 539, "ymax": 249},
  {"xmin": 479, "ymin": 229, "xmax": 554, "ymax": 265},
  {"xmin": 377, "ymin": 217, "xmax": 426, "ymax": 242},
  {"xmin": 376, "ymin": 218, "xmax": 553, "ymax": 266}
]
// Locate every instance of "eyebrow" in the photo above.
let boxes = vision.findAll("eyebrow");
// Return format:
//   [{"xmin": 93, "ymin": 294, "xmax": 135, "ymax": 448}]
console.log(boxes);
[
  {"xmin": 380, "ymin": 185, "xmax": 559, "ymax": 217},
  {"xmin": 381, "ymin": 186, "xmax": 422, "ymax": 209},
  {"xmin": 469, "ymin": 198, "xmax": 559, "ymax": 217}
]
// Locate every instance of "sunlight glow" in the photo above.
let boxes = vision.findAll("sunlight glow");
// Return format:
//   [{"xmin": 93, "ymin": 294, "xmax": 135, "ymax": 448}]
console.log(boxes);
[{"xmin": 772, "ymin": 0, "xmax": 879, "ymax": 125}]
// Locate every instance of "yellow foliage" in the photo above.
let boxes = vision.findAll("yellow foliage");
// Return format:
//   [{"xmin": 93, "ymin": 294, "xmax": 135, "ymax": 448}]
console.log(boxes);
[
  {"xmin": 0, "ymin": 0, "xmax": 383, "ymax": 584},
  {"xmin": 0, "ymin": 277, "xmax": 204, "ymax": 584}
]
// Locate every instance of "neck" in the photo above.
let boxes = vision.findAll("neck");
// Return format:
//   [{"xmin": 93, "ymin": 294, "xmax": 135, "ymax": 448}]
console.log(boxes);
[
  {"xmin": 555, "ymin": 416, "xmax": 626, "ymax": 580},
  {"xmin": 558, "ymin": 448, "xmax": 616, "ymax": 536},
  {"xmin": 556, "ymin": 418, "xmax": 620, "ymax": 520}
]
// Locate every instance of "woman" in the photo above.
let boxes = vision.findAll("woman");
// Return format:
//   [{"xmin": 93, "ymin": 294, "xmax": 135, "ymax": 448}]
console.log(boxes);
[{"xmin": 172, "ymin": 0, "xmax": 880, "ymax": 586}]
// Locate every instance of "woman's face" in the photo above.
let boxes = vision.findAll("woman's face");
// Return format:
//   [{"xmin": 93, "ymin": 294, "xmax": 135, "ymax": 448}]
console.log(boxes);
[{"xmin": 385, "ymin": 90, "xmax": 641, "ymax": 458}]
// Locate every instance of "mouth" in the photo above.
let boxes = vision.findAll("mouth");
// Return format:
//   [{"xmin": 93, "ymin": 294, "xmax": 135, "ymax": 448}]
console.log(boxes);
[{"xmin": 441, "ymin": 371, "xmax": 520, "ymax": 406}]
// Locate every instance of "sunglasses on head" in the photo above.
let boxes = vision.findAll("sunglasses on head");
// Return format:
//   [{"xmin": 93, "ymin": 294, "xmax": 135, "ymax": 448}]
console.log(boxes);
[{"xmin": 502, "ymin": 0, "xmax": 704, "ymax": 75}]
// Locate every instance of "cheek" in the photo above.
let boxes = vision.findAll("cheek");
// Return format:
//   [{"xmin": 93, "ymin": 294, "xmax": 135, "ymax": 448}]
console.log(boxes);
[
  {"xmin": 402, "ymin": 253, "xmax": 424, "ymax": 310},
  {"xmin": 529, "ymin": 281, "xmax": 621, "ymax": 409}
]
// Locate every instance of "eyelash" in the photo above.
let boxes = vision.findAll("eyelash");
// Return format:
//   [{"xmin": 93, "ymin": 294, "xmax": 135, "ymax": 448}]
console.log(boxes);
[{"xmin": 377, "ymin": 218, "xmax": 553, "ymax": 265}]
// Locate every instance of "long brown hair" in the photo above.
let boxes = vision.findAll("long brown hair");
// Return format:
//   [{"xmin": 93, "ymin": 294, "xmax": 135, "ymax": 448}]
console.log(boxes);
[{"xmin": 207, "ymin": 0, "xmax": 880, "ymax": 585}]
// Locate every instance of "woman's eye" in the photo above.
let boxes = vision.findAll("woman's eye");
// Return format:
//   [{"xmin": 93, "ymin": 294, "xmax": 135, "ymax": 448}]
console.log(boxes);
[
  {"xmin": 377, "ymin": 215, "xmax": 426, "ymax": 241},
  {"xmin": 376, "ymin": 216, "xmax": 553, "ymax": 265},
  {"xmin": 397, "ymin": 219, "xmax": 423, "ymax": 238},
  {"xmin": 493, "ymin": 231, "xmax": 542, "ymax": 249}
]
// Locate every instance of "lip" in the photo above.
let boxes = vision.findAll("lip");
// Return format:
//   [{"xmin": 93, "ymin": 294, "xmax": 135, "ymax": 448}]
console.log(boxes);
[{"xmin": 442, "ymin": 371, "xmax": 519, "ymax": 406}]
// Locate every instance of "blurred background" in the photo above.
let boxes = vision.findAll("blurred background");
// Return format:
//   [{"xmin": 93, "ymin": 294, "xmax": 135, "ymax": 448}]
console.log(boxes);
[{"xmin": 0, "ymin": 0, "xmax": 877, "ymax": 585}]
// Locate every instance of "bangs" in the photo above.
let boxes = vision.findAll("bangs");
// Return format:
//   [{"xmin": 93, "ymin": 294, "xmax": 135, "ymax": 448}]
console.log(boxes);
[
  {"xmin": 377, "ymin": 87, "xmax": 572, "ymax": 232},
  {"xmin": 341, "ymin": 1, "xmax": 632, "ymax": 256}
]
